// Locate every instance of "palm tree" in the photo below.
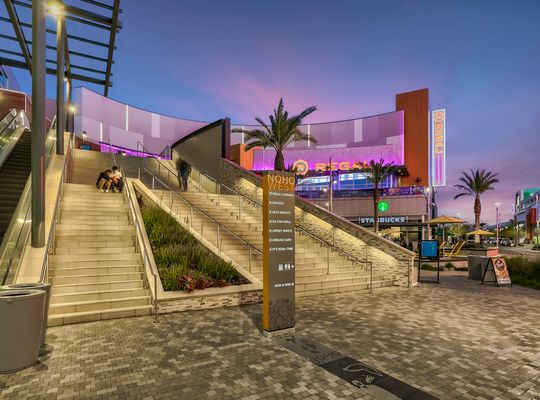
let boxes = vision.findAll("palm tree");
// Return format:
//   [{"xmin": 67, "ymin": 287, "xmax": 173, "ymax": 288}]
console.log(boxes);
[
  {"xmin": 454, "ymin": 169, "xmax": 499, "ymax": 243},
  {"xmin": 361, "ymin": 159, "xmax": 397, "ymax": 232},
  {"xmin": 232, "ymin": 98, "xmax": 317, "ymax": 171}
]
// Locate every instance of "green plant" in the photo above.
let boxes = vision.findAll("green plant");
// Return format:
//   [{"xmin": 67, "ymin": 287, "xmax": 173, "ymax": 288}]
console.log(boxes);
[
  {"xmin": 232, "ymin": 98, "xmax": 317, "ymax": 171},
  {"xmin": 506, "ymin": 257, "xmax": 540, "ymax": 290},
  {"xmin": 444, "ymin": 262, "xmax": 455, "ymax": 270},
  {"xmin": 141, "ymin": 205, "xmax": 247, "ymax": 292},
  {"xmin": 421, "ymin": 263, "xmax": 439, "ymax": 271},
  {"xmin": 454, "ymin": 169, "xmax": 499, "ymax": 243},
  {"xmin": 360, "ymin": 159, "xmax": 398, "ymax": 232}
]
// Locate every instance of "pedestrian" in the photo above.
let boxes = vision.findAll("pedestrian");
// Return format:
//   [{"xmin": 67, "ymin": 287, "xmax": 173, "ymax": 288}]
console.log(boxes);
[{"xmin": 179, "ymin": 159, "xmax": 191, "ymax": 191}]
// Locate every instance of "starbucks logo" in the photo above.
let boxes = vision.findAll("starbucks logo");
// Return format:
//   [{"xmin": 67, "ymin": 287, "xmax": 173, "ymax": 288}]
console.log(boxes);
[{"xmin": 292, "ymin": 159, "xmax": 308, "ymax": 175}]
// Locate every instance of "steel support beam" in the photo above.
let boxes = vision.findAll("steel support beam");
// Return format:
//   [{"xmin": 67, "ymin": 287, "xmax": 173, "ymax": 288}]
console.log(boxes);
[
  {"xmin": 0, "ymin": 17, "xmax": 110, "ymax": 47},
  {"xmin": 0, "ymin": 56, "xmax": 107, "ymax": 85},
  {"xmin": 31, "ymin": 0, "xmax": 46, "ymax": 248},
  {"xmin": 3, "ymin": 0, "xmax": 32, "ymax": 72},
  {"xmin": 104, "ymin": 0, "xmax": 120, "ymax": 96},
  {"xmin": 56, "ymin": 15, "xmax": 65, "ymax": 155}
]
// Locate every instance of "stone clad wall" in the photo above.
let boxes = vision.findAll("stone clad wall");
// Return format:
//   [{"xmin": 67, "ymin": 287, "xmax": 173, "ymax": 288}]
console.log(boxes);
[
  {"xmin": 218, "ymin": 159, "xmax": 416, "ymax": 287},
  {"xmin": 158, "ymin": 291, "xmax": 262, "ymax": 314}
]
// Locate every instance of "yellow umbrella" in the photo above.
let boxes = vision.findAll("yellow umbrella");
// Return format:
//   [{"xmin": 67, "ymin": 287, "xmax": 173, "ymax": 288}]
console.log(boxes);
[
  {"xmin": 425, "ymin": 215, "xmax": 465, "ymax": 242},
  {"xmin": 467, "ymin": 229, "xmax": 494, "ymax": 236},
  {"xmin": 425, "ymin": 215, "xmax": 465, "ymax": 224}
]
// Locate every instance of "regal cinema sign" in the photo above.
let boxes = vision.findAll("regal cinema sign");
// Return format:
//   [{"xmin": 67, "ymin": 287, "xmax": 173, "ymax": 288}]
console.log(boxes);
[{"xmin": 292, "ymin": 160, "xmax": 369, "ymax": 175}]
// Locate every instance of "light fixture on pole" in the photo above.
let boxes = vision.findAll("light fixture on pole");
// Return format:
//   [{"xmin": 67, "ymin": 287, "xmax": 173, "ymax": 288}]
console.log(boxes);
[
  {"xmin": 495, "ymin": 202, "xmax": 501, "ymax": 248},
  {"xmin": 328, "ymin": 156, "xmax": 333, "ymax": 212},
  {"xmin": 425, "ymin": 187, "xmax": 432, "ymax": 240}
]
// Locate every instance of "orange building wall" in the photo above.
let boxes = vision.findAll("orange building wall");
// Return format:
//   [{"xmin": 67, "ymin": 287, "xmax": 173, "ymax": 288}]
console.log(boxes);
[
  {"xmin": 230, "ymin": 143, "xmax": 255, "ymax": 170},
  {"xmin": 396, "ymin": 88, "xmax": 430, "ymax": 187}
]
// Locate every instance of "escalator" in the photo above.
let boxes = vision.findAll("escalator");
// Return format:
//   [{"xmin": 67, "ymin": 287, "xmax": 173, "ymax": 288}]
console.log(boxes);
[{"xmin": 0, "ymin": 129, "xmax": 31, "ymax": 241}]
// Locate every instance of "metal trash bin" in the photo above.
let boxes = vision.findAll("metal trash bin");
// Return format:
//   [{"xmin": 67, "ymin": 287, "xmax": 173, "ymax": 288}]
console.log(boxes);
[
  {"xmin": 467, "ymin": 256, "xmax": 491, "ymax": 280},
  {"xmin": 0, "ymin": 289, "xmax": 46, "ymax": 373},
  {"xmin": 1, "ymin": 283, "xmax": 51, "ymax": 347}
]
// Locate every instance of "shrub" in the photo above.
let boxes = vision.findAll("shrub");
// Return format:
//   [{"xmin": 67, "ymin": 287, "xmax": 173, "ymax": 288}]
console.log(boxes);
[
  {"xmin": 141, "ymin": 205, "xmax": 247, "ymax": 292},
  {"xmin": 506, "ymin": 257, "xmax": 540, "ymax": 290},
  {"xmin": 421, "ymin": 263, "xmax": 438, "ymax": 271},
  {"xmin": 444, "ymin": 262, "xmax": 455, "ymax": 270}
]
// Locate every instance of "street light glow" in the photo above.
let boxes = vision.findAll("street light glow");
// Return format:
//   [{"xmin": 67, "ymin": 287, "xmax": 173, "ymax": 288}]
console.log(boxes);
[{"xmin": 48, "ymin": 1, "xmax": 64, "ymax": 17}]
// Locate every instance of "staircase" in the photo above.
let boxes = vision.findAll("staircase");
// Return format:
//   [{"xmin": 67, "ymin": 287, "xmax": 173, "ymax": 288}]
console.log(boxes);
[
  {"xmin": 0, "ymin": 130, "xmax": 31, "ymax": 242},
  {"xmin": 48, "ymin": 149, "xmax": 152, "ymax": 326},
  {"xmin": 159, "ymin": 191, "xmax": 395, "ymax": 297}
]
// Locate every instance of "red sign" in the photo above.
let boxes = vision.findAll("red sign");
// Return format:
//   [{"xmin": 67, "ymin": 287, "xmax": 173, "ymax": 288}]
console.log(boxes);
[{"xmin": 492, "ymin": 257, "xmax": 511, "ymax": 285}]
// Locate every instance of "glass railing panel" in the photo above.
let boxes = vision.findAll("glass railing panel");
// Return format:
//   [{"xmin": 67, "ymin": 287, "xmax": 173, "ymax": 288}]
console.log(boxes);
[{"xmin": 0, "ymin": 117, "xmax": 56, "ymax": 285}]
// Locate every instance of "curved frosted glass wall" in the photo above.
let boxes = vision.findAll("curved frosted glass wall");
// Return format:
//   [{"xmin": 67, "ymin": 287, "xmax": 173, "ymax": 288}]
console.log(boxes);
[{"xmin": 74, "ymin": 87, "xmax": 404, "ymax": 166}]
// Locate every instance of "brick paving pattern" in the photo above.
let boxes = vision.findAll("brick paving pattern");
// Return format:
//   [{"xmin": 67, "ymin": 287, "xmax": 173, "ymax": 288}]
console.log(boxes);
[{"xmin": 1, "ymin": 272, "xmax": 539, "ymax": 399}]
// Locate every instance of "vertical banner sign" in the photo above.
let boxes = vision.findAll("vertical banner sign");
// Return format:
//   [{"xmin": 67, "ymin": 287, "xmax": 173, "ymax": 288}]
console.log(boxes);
[
  {"xmin": 262, "ymin": 171, "xmax": 296, "ymax": 332},
  {"xmin": 431, "ymin": 109, "xmax": 446, "ymax": 187}
]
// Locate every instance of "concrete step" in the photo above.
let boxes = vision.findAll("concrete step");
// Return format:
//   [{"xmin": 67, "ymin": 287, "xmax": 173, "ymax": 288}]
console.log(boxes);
[
  {"xmin": 50, "ymin": 280, "xmax": 144, "ymax": 295},
  {"xmin": 49, "ymin": 264, "xmax": 142, "ymax": 277},
  {"xmin": 50, "ymin": 288, "xmax": 149, "ymax": 304},
  {"xmin": 55, "ymin": 239, "xmax": 135, "ymax": 248},
  {"xmin": 49, "ymin": 296, "xmax": 151, "ymax": 316},
  {"xmin": 48, "ymin": 305, "xmax": 152, "ymax": 326},
  {"xmin": 50, "ymin": 272, "xmax": 144, "ymax": 285},
  {"xmin": 296, "ymin": 279, "xmax": 395, "ymax": 297},
  {"xmin": 50, "ymin": 253, "xmax": 140, "ymax": 262}
]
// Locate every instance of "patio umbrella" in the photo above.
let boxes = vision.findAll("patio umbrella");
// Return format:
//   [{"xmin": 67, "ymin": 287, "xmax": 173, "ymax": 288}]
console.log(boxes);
[
  {"xmin": 467, "ymin": 229, "xmax": 494, "ymax": 236},
  {"xmin": 424, "ymin": 215, "xmax": 465, "ymax": 242}
]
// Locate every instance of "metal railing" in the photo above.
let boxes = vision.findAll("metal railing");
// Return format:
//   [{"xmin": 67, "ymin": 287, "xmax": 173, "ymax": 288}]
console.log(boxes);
[
  {"xmin": 0, "ymin": 109, "xmax": 26, "ymax": 171},
  {"xmin": 0, "ymin": 113, "xmax": 54, "ymax": 285},
  {"xmin": 40, "ymin": 131, "xmax": 75, "ymax": 283},
  {"xmin": 138, "ymin": 167, "xmax": 263, "ymax": 273},
  {"xmin": 121, "ymin": 168, "xmax": 159, "ymax": 322},
  {"xmin": 135, "ymin": 141, "xmax": 372, "ymax": 275}
]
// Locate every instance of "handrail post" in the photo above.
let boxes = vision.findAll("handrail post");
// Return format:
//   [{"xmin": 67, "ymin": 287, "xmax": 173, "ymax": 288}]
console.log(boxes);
[
  {"xmin": 138, "ymin": 167, "xmax": 140, "ymax": 180},
  {"xmin": 238, "ymin": 195, "xmax": 241, "ymax": 219},
  {"xmin": 217, "ymin": 225, "xmax": 220, "ymax": 252},
  {"xmin": 369, "ymin": 262, "xmax": 373, "ymax": 294},
  {"xmin": 190, "ymin": 206, "xmax": 193, "ymax": 226},
  {"xmin": 217, "ymin": 183, "xmax": 220, "ymax": 205},
  {"xmin": 152, "ymin": 176, "xmax": 155, "ymax": 190},
  {"xmin": 326, "ymin": 246, "xmax": 330, "ymax": 275},
  {"xmin": 198, "ymin": 173, "xmax": 202, "ymax": 192},
  {"xmin": 248, "ymin": 246, "xmax": 252, "ymax": 273}
]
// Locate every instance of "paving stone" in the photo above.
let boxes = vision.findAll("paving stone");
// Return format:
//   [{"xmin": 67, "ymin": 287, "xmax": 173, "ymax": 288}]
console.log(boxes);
[{"xmin": 0, "ymin": 273, "xmax": 538, "ymax": 399}]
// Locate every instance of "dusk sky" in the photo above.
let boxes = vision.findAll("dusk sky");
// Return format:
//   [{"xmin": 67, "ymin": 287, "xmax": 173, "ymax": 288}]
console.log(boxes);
[{"xmin": 10, "ymin": 0, "xmax": 540, "ymax": 224}]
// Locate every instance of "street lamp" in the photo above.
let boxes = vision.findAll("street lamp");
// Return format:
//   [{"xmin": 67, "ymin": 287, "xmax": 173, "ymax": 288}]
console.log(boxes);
[
  {"xmin": 425, "ymin": 187, "xmax": 432, "ymax": 240},
  {"xmin": 495, "ymin": 202, "xmax": 501, "ymax": 248}
]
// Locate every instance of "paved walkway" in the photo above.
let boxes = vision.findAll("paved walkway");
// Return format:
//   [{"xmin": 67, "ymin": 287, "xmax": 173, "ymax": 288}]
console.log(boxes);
[{"xmin": 1, "ymin": 273, "xmax": 539, "ymax": 399}]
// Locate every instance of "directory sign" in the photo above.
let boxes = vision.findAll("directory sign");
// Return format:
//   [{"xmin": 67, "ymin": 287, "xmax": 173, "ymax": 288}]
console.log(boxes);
[
  {"xmin": 262, "ymin": 171, "xmax": 296, "ymax": 332},
  {"xmin": 420, "ymin": 240, "xmax": 439, "ymax": 258}
]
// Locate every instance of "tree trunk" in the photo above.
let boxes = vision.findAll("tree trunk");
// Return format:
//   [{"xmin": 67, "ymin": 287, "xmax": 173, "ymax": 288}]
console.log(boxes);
[
  {"xmin": 274, "ymin": 150, "xmax": 285, "ymax": 171},
  {"xmin": 474, "ymin": 194, "xmax": 481, "ymax": 244},
  {"xmin": 373, "ymin": 184, "xmax": 379, "ymax": 232}
]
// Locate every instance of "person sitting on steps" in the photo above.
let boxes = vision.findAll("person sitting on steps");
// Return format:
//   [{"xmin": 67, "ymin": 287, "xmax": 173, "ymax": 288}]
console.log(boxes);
[
  {"xmin": 97, "ymin": 169, "xmax": 113, "ymax": 193},
  {"xmin": 111, "ymin": 165, "xmax": 123, "ymax": 193}
]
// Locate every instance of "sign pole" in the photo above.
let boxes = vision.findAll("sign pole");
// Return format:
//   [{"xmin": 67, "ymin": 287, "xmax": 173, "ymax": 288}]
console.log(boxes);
[{"xmin": 262, "ymin": 171, "xmax": 296, "ymax": 335}]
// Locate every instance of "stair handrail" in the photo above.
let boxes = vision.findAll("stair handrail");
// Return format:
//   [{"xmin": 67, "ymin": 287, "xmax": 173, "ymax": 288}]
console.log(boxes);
[
  {"xmin": 121, "ymin": 167, "xmax": 159, "ymax": 322},
  {"xmin": 40, "ymin": 131, "xmax": 74, "ymax": 283},
  {"xmin": 0, "ymin": 109, "xmax": 26, "ymax": 171},
  {"xmin": 0, "ymin": 115, "xmax": 54, "ymax": 285},
  {"xmin": 134, "ymin": 141, "xmax": 373, "ymax": 269},
  {"xmin": 140, "ymin": 167, "xmax": 263, "ymax": 258}
]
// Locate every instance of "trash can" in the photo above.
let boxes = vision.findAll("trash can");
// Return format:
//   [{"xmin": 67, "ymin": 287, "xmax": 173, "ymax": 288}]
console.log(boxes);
[
  {"xmin": 467, "ymin": 256, "xmax": 491, "ymax": 280},
  {"xmin": 0, "ymin": 289, "xmax": 46, "ymax": 373},
  {"xmin": 1, "ymin": 283, "xmax": 51, "ymax": 347}
]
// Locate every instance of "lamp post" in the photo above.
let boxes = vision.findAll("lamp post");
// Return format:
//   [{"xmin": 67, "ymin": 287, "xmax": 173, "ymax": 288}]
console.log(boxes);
[
  {"xmin": 495, "ymin": 202, "xmax": 501, "ymax": 248},
  {"xmin": 536, "ymin": 195, "xmax": 539, "ymax": 245},
  {"xmin": 51, "ymin": 0, "xmax": 65, "ymax": 155},
  {"xmin": 328, "ymin": 156, "xmax": 333, "ymax": 212},
  {"xmin": 425, "ymin": 187, "xmax": 432, "ymax": 240}
]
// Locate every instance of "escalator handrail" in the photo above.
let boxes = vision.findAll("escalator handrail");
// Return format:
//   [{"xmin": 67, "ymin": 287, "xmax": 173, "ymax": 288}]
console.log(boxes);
[
  {"xmin": 0, "ymin": 109, "xmax": 26, "ymax": 171},
  {"xmin": 0, "ymin": 116, "xmax": 56, "ymax": 285}
]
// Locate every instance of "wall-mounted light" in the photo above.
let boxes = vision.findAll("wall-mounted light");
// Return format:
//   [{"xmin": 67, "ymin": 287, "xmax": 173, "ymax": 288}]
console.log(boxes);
[{"xmin": 81, "ymin": 130, "xmax": 87, "ymax": 144}]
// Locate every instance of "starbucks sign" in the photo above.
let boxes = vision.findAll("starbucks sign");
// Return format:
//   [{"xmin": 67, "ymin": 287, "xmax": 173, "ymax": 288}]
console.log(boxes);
[{"xmin": 377, "ymin": 200, "xmax": 389, "ymax": 212}]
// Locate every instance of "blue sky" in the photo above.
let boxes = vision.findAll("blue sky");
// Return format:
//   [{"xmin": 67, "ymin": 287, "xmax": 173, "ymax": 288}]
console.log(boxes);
[{"xmin": 9, "ymin": 0, "xmax": 540, "ymax": 223}]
